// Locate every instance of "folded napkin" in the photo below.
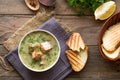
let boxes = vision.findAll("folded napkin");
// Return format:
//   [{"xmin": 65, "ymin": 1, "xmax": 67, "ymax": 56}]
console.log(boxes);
[{"xmin": 5, "ymin": 17, "xmax": 72, "ymax": 80}]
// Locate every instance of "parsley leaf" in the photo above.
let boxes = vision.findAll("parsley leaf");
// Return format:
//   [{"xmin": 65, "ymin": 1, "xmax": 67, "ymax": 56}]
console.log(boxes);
[{"xmin": 67, "ymin": 0, "xmax": 112, "ymax": 13}]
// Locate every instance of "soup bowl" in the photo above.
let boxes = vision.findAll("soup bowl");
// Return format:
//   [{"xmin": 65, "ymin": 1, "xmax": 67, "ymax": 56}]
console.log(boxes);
[{"xmin": 18, "ymin": 29, "xmax": 60, "ymax": 72}]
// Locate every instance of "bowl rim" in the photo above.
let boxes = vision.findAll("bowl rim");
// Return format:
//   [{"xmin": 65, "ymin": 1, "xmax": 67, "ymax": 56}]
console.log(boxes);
[
  {"xmin": 98, "ymin": 11, "xmax": 120, "ymax": 62},
  {"xmin": 18, "ymin": 29, "xmax": 61, "ymax": 72}
]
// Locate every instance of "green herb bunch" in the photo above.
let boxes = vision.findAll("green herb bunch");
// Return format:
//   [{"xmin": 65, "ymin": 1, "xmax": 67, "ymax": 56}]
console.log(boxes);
[{"xmin": 67, "ymin": 0, "xmax": 112, "ymax": 12}]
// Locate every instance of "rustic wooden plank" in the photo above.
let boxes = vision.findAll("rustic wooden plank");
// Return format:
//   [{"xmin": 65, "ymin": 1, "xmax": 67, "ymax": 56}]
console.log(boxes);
[
  {"xmin": 0, "ymin": 16, "xmax": 31, "ymax": 44},
  {"xmin": 115, "ymin": 0, "xmax": 120, "ymax": 13},
  {"xmin": 0, "ymin": 0, "xmax": 34, "ymax": 14},
  {"xmin": 0, "ymin": 0, "xmax": 120, "ymax": 80},
  {"xmin": 55, "ymin": 0, "xmax": 76, "ymax": 15},
  {"xmin": 0, "ymin": 45, "xmax": 8, "ymax": 55},
  {"xmin": 0, "ymin": 0, "xmax": 53, "ymax": 15},
  {"xmin": 65, "ymin": 78, "xmax": 100, "ymax": 80},
  {"xmin": 56, "ymin": 16, "xmax": 104, "ymax": 45},
  {"xmin": 0, "ymin": 0, "xmax": 120, "ymax": 15},
  {"xmin": 0, "ymin": 69, "xmax": 20, "ymax": 77},
  {"xmin": 65, "ymin": 78, "xmax": 120, "ymax": 80},
  {"xmin": 1, "ymin": 77, "xmax": 120, "ymax": 80},
  {"xmin": 65, "ymin": 46, "xmax": 120, "ymax": 80},
  {"xmin": 0, "ymin": 16, "xmax": 104, "ymax": 45},
  {"xmin": 0, "ymin": 45, "xmax": 20, "ymax": 77},
  {"xmin": 0, "ymin": 77, "xmax": 22, "ymax": 80},
  {"xmin": 55, "ymin": 0, "xmax": 120, "ymax": 15},
  {"xmin": 1, "ymin": 46, "xmax": 120, "ymax": 80},
  {"xmin": 55, "ymin": 0, "xmax": 92, "ymax": 15}
]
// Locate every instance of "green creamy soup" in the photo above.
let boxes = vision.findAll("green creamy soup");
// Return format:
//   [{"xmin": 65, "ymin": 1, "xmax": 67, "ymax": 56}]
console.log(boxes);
[{"xmin": 19, "ymin": 30, "xmax": 59, "ymax": 71}]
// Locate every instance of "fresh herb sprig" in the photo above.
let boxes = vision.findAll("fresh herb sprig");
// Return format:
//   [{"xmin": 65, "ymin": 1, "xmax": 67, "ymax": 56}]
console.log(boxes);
[{"xmin": 67, "ymin": 0, "xmax": 112, "ymax": 13}]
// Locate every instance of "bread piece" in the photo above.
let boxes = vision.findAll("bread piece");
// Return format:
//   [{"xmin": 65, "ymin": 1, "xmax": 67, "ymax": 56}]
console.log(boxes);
[
  {"xmin": 102, "ymin": 23, "xmax": 120, "ymax": 52},
  {"xmin": 101, "ymin": 45, "xmax": 120, "ymax": 61},
  {"xmin": 65, "ymin": 46, "xmax": 88, "ymax": 72},
  {"xmin": 66, "ymin": 32, "xmax": 85, "ymax": 52}
]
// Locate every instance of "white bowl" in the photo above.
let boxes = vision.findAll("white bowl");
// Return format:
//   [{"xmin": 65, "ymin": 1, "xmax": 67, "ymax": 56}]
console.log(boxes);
[{"xmin": 18, "ymin": 29, "xmax": 60, "ymax": 72}]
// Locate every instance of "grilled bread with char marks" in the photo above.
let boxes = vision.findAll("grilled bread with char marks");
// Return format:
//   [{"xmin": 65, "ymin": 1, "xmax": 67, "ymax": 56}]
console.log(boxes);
[
  {"xmin": 66, "ymin": 33, "xmax": 85, "ymax": 52},
  {"xmin": 65, "ymin": 46, "xmax": 88, "ymax": 72},
  {"xmin": 101, "ymin": 45, "xmax": 120, "ymax": 61},
  {"xmin": 102, "ymin": 23, "xmax": 120, "ymax": 52}
]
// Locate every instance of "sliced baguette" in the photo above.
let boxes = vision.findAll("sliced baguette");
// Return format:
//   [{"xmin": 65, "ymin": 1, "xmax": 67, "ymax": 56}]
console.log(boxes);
[
  {"xmin": 101, "ymin": 45, "xmax": 120, "ymax": 61},
  {"xmin": 102, "ymin": 23, "xmax": 120, "ymax": 52},
  {"xmin": 66, "ymin": 32, "xmax": 85, "ymax": 52},
  {"xmin": 65, "ymin": 46, "xmax": 88, "ymax": 72}
]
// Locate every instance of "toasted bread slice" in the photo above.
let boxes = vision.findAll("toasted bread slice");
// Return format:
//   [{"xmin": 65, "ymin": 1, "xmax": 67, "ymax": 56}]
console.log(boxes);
[
  {"xmin": 66, "ymin": 33, "xmax": 85, "ymax": 52},
  {"xmin": 101, "ymin": 45, "xmax": 120, "ymax": 61},
  {"xmin": 102, "ymin": 23, "xmax": 120, "ymax": 52},
  {"xmin": 65, "ymin": 46, "xmax": 88, "ymax": 72}
]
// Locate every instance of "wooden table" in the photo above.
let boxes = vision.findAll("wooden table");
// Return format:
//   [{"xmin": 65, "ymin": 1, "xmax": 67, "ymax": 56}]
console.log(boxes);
[{"xmin": 0, "ymin": 0, "xmax": 120, "ymax": 80}]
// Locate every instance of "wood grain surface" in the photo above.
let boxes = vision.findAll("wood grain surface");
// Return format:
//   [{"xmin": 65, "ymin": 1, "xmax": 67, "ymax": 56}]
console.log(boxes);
[{"xmin": 0, "ymin": 0, "xmax": 120, "ymax": 80}]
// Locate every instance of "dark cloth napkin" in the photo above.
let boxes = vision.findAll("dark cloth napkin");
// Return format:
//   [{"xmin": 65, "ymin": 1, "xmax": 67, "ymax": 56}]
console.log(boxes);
[{"xmin": 5, "ymin": 17, "xmax": 72, "ymax": 80}]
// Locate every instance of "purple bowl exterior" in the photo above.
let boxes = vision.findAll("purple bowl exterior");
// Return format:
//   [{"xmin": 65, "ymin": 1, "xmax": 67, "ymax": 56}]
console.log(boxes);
[{"xmin": 98, "ymin": 12, "xmax": 120, "ymax": 62}]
